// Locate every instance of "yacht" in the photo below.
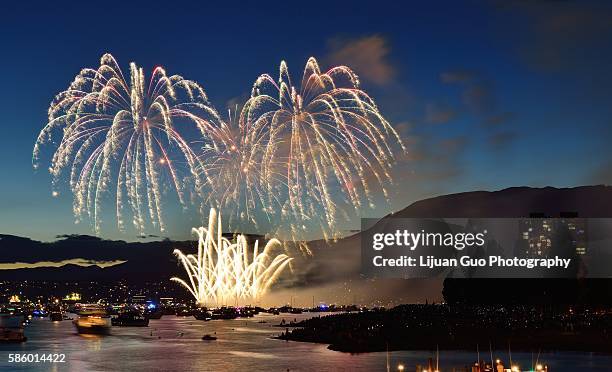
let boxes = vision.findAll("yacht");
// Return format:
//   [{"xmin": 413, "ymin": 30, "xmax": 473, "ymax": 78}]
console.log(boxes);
[{"xmin": 73, "ymin": 304, "xmax": 111, "ymax": 335}]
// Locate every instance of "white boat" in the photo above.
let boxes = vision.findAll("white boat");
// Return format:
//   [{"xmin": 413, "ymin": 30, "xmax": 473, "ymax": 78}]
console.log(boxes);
[{"xmin": 73, "ymin": 304, "xmax": 111, "ymax": 335}]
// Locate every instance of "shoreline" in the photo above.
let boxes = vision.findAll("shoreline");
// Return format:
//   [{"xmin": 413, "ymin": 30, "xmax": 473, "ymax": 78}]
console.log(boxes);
[
  {"xmin": 274, "ymin": 304, "xmax": 612, "ymax": 354},
  {"xmin": 275, "ymin": 334, "xmax": 612, "ymax": 354}
]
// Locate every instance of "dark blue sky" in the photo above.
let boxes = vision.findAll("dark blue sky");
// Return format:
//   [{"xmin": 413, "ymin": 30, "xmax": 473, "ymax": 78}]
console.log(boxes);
[{"xmin": 1, "ymin": 0, "xmax": 611, "ymax": 240}]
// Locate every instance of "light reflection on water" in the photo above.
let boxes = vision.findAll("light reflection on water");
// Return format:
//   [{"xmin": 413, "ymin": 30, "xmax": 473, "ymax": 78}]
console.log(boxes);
[{"xmin": 1, "ymin": 313, "xmax": 611, "ymax": 371}]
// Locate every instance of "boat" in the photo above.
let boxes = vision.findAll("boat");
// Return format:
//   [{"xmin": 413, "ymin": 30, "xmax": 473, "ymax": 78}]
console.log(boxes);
[
  {"xmin": 145, "ymin": 309, "xmax": 163, "ymax": 319},
  {"xmin": 73, "ymin": 305, "xmax": 111, "ymax": 335},
  {"xmin": 31, "ymin": 309, "xmax": 48, "ymax": 318},
  {"xmin": 176, "ymin": 307, "xmax": 195, "ymax": 317},
  {"xmin": 201, "ymin": 334, "xmax": 217, "ymax": 341},
  {"xmin": 194, "ymin": 308, "xmax": 212, "ymax": 321},
  {"xmin": 0, "ymin": 313, "xmax": 27, "ymax": 343},
  {"xmin": 211, "ymin": 307, "xmax": 238, "ymax": 320},
  {"xmin": 50, "ymin": 311, "xmax": 63, "ymax": 322},
  {"xmin": 237, "ymin": 307, "xmax": 256, "ymax": 318},
  {"xmin": 111, "ymin": 311, "xmax": 149, "ymax": 327}
]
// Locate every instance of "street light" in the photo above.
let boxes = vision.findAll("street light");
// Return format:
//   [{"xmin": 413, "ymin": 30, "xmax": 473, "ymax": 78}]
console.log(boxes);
[{"xmin": 397, "ymin": 364, "xmax": 404, "ymax": 371}]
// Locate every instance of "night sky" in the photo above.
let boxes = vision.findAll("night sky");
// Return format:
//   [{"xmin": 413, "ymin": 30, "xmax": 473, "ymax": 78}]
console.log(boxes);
[{"xmin": 1, "ymin": 0, "xmax": 612, "ymax": 241}]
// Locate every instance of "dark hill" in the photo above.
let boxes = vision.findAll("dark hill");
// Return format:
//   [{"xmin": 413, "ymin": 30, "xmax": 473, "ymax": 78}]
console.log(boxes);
[{"xmin": 392, "ymin": 185, "xmax": 612, "ymax": 218}]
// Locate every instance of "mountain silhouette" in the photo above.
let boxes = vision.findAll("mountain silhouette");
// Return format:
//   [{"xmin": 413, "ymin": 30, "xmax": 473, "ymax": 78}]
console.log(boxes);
[
  {"xmin": 391, "ymin": 185, "xmax": 612, "ymax": 218},
  {"xmin": 2, "ymin": 185, "xmax": 612, "ymax": 295}
]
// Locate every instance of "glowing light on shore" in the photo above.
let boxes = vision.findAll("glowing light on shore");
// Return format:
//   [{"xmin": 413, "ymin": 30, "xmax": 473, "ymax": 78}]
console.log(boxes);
[
  {"xmin": 9, "ymin": 295, "xmax": 21, "ymax": 303},
  {"xmin": 171, "ymin": 208, "xmax": 293, "ymax": 306},
  {"xmin": 33, "ymin": 53, "xmax": 221, "ymax": 234},
  {"xmin": 63, "ymin": 292, "xmax": 82, "ymax": 301}
]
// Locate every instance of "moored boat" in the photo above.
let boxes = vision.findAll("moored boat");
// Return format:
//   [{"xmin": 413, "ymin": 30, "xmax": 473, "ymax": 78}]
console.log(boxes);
[
  {"xmin": 0, "ymin": 313, "xmax": 27, "ymax": 343},
  {"xmin": 111, "ymin": 311, "xmax": 149, "ymax": 327},
  {"xmin": 176, "ymin": 307, "xmax": 195, "ymax": 317},
  {"xmin": 50, "ymin": 311, "xmax": 63, "ymax": 322},
  {"xmin": 211, "ymin": 307, "xmax": 238, "ymax": 320},
  {"xmin": 145, "ymin": 309, "xmax": 163, "ymax": 319},
  {"xmin": 194, "ymin": 308, "xmax": 212, "ymax": 321},
  {"xmin": 73, "ymin": 305, "xmax": 111, "ymax": 335}
]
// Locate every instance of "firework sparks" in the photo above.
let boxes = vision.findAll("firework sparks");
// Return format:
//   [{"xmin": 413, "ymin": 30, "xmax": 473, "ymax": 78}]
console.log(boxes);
[
  {"xmin": 238, "ymin": 57, "xmax": 406, "ymax": 242},
  {"xmin": 34, "ymin": 54, "xmax": 406, "ymax": 245},
  {"xmin": 196, "ymin": 107, "xmax": 285, "ymax": 233},
  {"xmin": 171, "ymin": 208, "xmax": 293, "ymax": 306},
  {"xmin": 33, "ymin": 53, "xmax": 222, "ymax": 234}
]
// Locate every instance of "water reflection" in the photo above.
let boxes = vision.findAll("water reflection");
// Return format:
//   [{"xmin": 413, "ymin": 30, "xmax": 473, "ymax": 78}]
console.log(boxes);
[{"xmin": 0, "ymin": 313, "xmax": 610, "ymax": 371}]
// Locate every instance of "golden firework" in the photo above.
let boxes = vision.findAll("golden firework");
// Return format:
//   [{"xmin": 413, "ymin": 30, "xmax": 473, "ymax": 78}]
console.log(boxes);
[
  {"xmin": 33, "ymin": 54, "xmax": 222, "ymax": 234},
  {"xmin": 171, "ymin": 208, "xmax": 293, "ymax": 305},
  {"xmin": 239, "ymin": 57, "xmax": 405, "ymax": 242}
]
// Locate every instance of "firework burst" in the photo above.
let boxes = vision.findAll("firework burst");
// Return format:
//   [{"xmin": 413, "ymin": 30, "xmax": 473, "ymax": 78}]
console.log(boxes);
[
  {"xmin": 171, "ymin": 208, "xmax": 293, "ymax": 305},
  {"xmin": 240, "ymin": 57, "xmax": 405, "ymax": 242},
  {"xmin": 34, "ymin": 54, "xmax": 406, "ymax": 245},
  {"xmin": 33, "ymin": 54, "xmax": 222, "ymax": 234},
  {"xmin": 196, "ymin": 108, "xmax": 284, "ymax": 232}
]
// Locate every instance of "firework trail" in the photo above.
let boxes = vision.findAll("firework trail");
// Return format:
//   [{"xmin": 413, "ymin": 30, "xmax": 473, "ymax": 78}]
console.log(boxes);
[
  {"xmin": 238, "ymin": 57, "xmax": 405, "ymax": 243},
  {"xmin": 33, "ymin": 54, "xmax": 222, "ymax": 234},
  {"xmin": 171, "ymin": 208, "xmax": 293, "ymax": 306}
]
